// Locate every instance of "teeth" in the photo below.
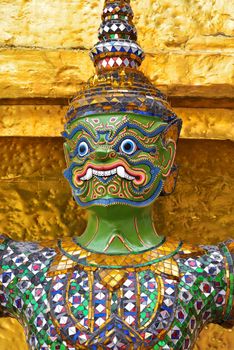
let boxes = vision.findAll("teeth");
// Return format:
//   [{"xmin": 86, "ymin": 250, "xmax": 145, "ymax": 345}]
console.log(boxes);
[
  {"xmin": 117, "ymin": 166, "xmax": 135, "ymax": 181},
  {"xmin": 125, "ymin": 174, "xmax": 135, "ymax": 180},
  {"xmin": 80, "ymin": 166, "xmax": 135, "ymax": 181},
  {"xmin": 86, "ymin": 168, "xmax": 93, "ymax": 180},
  {"xmin": 93, "ymin": 169, "xmax": 114, "ymax": 177},
  {"xmin": 117, "ymin": 166, "xmax": 125, "ymax": 178},
  {"xmin": 80, "ymin": 168, "xmax": 93, "ymax": 181}
]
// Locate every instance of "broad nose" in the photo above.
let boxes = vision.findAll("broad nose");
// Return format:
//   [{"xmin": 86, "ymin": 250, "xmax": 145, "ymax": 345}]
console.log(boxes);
[{"xmin": 94, "ymin": 147, "xmax": 114, "ymax": 161}]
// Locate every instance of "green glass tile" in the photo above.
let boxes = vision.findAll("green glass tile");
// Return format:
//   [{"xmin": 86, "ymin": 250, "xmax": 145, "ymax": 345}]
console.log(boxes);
[
  {"xmin": 158, "ymin": 340, "xmax": 166, "ymax": 346},
  {"xmin": 196, "ymin": 268, "xmax": 204, "ymax": 273},
  {"xmin": 2, "ymin": 265, "xmax": 9, "ymax": 269}
]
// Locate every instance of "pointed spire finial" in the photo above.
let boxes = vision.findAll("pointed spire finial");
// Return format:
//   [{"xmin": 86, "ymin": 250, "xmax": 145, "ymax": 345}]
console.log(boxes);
[
  {"xmin": 66, "ymin": 0, "xmax": 181, "ymax": 140},
  {"xmin": 90, "ymin": 0, "xmax": 145, "ymax": 73}
]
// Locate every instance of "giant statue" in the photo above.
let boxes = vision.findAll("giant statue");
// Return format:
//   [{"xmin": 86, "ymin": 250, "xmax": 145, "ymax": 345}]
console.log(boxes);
[{"xmin": 0, "ymin": 1, "xmax": 233, "ymax": 349}]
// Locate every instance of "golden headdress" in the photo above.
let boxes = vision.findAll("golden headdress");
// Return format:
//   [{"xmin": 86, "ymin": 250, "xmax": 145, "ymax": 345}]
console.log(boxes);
[{"xmin": 65, "ymin": 0, "xmax": 181, "ymax": 136}]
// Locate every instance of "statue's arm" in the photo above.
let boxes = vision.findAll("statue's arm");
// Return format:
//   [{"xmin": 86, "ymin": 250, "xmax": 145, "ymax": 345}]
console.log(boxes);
[
  {"xmin": 0, "ymin": 234, "xmax": 45, "ymax": 317},
  {"xmin": 219, "ymin": 239, "xmax": 234, "ymax": 327},
  {"xmin": 0, "ymin": 235, "xmax": 14, "ymax": 316},
  {"xmin": 0, "ymin": 234, "xmax": 56, "ymax": 319}
]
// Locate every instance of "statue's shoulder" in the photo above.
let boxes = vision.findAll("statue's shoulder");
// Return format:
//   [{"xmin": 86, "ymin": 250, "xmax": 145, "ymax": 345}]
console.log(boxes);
[
  {"xmin": 175, "ymin": 240, "xmax": 230, "ymax": 274},
  {"xmin": 5, "ymin": 236, "xmax": 81, "ymax": 278},
  {"xmin": 177, "ymin": 240, "xmax": 233, "ymax": 260},
  {"xmin": 0, "ymin": 234, "xmax": 58, "ymax": 266},
  {"xmin": 0, "ymin": 235, "xmax": 58, "ymax": 314}
]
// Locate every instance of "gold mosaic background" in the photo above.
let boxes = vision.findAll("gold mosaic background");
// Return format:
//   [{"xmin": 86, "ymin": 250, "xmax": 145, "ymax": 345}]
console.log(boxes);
[
  {"xmin": 0, "ymin": 0, "xmax": 233, "ymax": 101},
  {"xmin": 0, "ymin": 0, "xmax": 233, "ymax": 349}
]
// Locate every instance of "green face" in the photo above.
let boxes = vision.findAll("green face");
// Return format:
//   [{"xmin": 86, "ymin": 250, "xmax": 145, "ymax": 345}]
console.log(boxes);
[{"xmin": 63, "ymin": 113, "xmax": 176, "ymax": 207}]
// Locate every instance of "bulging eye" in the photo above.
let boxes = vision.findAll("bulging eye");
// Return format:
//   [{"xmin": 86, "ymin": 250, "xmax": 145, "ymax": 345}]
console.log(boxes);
[
  {"xmin": 77, "ymin": 141, "xmax": 89, "ymax": 157},
  {"xmin": 120, "ymin": 139, "xmax": 137, "ymax": 155}
]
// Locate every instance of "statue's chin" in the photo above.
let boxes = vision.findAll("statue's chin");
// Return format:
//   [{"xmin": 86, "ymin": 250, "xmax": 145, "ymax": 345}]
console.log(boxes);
[
  {"xmin": 74, "ymin": 196, "xmax": 138, "ymax": 208},
  {"xmin": 74, "ymin": 183, "xmax": 163, "ymax": 208}
]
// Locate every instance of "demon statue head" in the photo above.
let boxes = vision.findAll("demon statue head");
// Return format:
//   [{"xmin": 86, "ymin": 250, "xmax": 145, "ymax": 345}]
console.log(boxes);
[{"xmin": 63, "ymin": 0, "xmax": 182, "ymax": 208}]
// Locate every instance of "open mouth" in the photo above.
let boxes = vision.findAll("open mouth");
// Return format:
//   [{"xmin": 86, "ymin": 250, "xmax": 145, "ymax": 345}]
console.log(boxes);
[
  {"xmin": 81, "ymin": 166, "xmax": 135, "ymax": 181},
  {"xmin": 75, "ymin": 162, "xmax": 146, "ymax": 186}
]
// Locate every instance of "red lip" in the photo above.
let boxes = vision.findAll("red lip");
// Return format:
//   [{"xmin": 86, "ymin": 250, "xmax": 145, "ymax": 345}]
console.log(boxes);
[
  {"xmin": 74, "ymin": 160, "xmax": 146, "ymax": 186},
  {"xmin": 77, "ymin": 161, "xmax": 124, "ymax": 178}
]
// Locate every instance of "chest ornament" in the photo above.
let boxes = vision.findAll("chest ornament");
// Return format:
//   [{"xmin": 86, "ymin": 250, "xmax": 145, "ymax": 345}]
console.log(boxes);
[{"xmin": 46, "ymin": 238, "xmax": 183, "ymax": 349}]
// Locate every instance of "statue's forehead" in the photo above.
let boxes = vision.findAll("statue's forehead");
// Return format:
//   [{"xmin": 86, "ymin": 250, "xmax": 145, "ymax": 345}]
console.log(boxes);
[{"xmin": 67, "ymin": 113, "xmax": 166, "ymax": 133}]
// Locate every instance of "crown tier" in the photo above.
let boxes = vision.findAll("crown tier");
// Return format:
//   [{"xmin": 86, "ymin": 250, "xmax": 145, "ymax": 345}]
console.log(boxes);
[
  {"xmin": 65, "ymin": 0, "xmax": 180, "ymax": 131},
  {"xmin": 90, "ymin": 0, "xmax": 144, "ymax": 73}
]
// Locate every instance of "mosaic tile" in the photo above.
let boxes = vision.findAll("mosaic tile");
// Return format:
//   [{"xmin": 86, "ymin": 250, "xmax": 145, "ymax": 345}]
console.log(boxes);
[
  {"xmin": 0, "ymin": 0, "xmax": 234, "ymax": 348},
  {"xmin": 0, "ymin": 235, "xmax": 233, "ymax": 349}
]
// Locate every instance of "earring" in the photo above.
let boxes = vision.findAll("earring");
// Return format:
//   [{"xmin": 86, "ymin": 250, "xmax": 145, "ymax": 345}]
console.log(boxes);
[{"xmin": 161, "ymin": 165, "xmax": 179, "ymax": 196}]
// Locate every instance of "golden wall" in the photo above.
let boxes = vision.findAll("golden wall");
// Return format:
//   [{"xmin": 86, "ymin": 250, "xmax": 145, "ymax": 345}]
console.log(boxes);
[{"xmin": 0, "ymin": 0, "xmax": 233, "ymax": 349}]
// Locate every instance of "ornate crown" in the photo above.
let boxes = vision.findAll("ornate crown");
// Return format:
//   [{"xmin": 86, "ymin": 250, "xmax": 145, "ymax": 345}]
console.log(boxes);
[{"xmin": 65, "ymin": 0, "xmax": 181, "ymax": 129}]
